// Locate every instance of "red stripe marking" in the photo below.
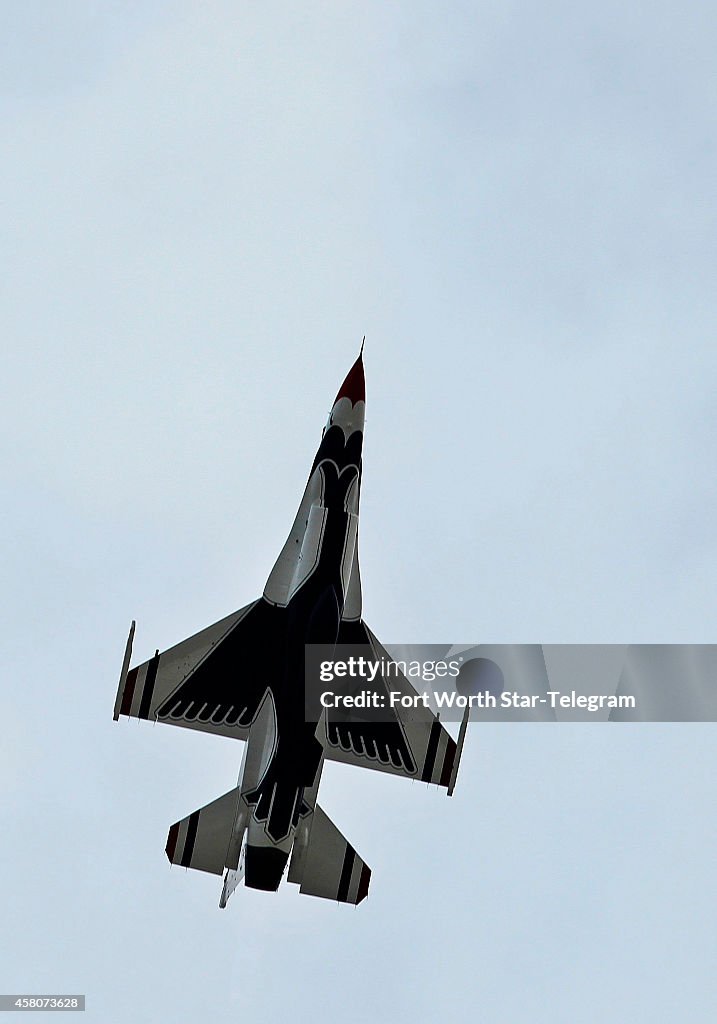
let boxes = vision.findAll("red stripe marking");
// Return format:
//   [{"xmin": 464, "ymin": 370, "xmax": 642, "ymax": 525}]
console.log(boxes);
[
  {"xmin": 357, "ymin": 864, "xmax": 371, "ymax": 904},
  {"xmin": 119, "ymin": 667, "xmax": 138, "ymax": 717},
  {"xmin": 440, "ymin": 736, "xmax": 457, "ymax": 788},
  {"xmin": 166, "ymin": 822, "xmax": 179, "ymax": 863}
]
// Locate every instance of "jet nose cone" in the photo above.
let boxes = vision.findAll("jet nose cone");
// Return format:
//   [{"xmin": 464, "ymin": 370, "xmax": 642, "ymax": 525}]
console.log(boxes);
[{"xmin": 334, "ymin": 347, "xmax": 365, "ymax": 405}]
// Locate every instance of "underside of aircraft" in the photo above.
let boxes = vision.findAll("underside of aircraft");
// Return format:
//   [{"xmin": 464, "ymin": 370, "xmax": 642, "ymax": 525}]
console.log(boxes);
[{"xmin": 113, "ymin": 348, "xmax": 459, "ymax": 905}]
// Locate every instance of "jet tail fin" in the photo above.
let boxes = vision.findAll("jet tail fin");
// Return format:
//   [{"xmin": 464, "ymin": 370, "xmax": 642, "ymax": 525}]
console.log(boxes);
[
  {"xmin": 219, "ymin": 864, "xmax": 244, "ymax": 908},
  {"xmin": 288, "ymin": 803, "xmax": 370, "ymax": 904}
]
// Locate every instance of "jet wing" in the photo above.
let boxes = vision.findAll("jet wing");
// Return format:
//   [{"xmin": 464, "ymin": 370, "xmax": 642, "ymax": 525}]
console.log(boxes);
[
  {"xmin": 114, "ymin": 598, "xmax": 285, "ymax": 740},
  {"xmin": 321, "ymin": 621, "xmax": 457, "ymax": 788}
]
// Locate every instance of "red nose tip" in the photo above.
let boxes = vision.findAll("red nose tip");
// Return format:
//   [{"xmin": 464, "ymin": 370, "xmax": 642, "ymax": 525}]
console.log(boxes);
[{"xmin": 334, "ymin": 349, "xmax": 365, "ymax": 405}]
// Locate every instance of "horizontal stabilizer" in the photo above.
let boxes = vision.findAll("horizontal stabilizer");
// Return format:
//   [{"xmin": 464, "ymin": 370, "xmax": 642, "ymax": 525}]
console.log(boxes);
[
  {"xmin": 290, "ymin": 804, "xmax": 370, "ymax": 904},
  {"xmin": 166, "ymin": 787, "xmax": 244, "ymax": 876}
]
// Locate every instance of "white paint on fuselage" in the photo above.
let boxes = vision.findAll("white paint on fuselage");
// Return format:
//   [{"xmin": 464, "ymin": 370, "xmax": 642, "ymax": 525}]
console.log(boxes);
[
  {"xmin": 325, "ymin": 397, "xmax": 365, "ymax": 440},
  {"xmin": 240, "ymin": 690, "xmax": 278, "ymax": 794},
  {"xmin": 285, "ymin": 503, "xmax": 328, "ymax": 603},
  {"xmin": 263, "ymin": 395, "xmax": 364, "ymax": 608}
]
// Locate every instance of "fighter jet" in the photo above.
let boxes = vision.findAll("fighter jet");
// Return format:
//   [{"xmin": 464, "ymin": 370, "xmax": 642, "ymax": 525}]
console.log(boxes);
[{"xmin": 113, "ymin": 349, "xmax": 459, "ymax": 905}]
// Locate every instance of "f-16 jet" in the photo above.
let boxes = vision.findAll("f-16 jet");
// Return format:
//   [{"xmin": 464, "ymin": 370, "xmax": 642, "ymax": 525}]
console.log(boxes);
[{"xmin": 113, "ymin": 349, "xmax": 459, "ymax": 905}]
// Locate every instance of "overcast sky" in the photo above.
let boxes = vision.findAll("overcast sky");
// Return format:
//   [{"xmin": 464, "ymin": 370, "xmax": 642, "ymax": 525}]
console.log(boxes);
[{"xmin": 2, "ymin": 3, "xmax": 716, "ymax": 1022}]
